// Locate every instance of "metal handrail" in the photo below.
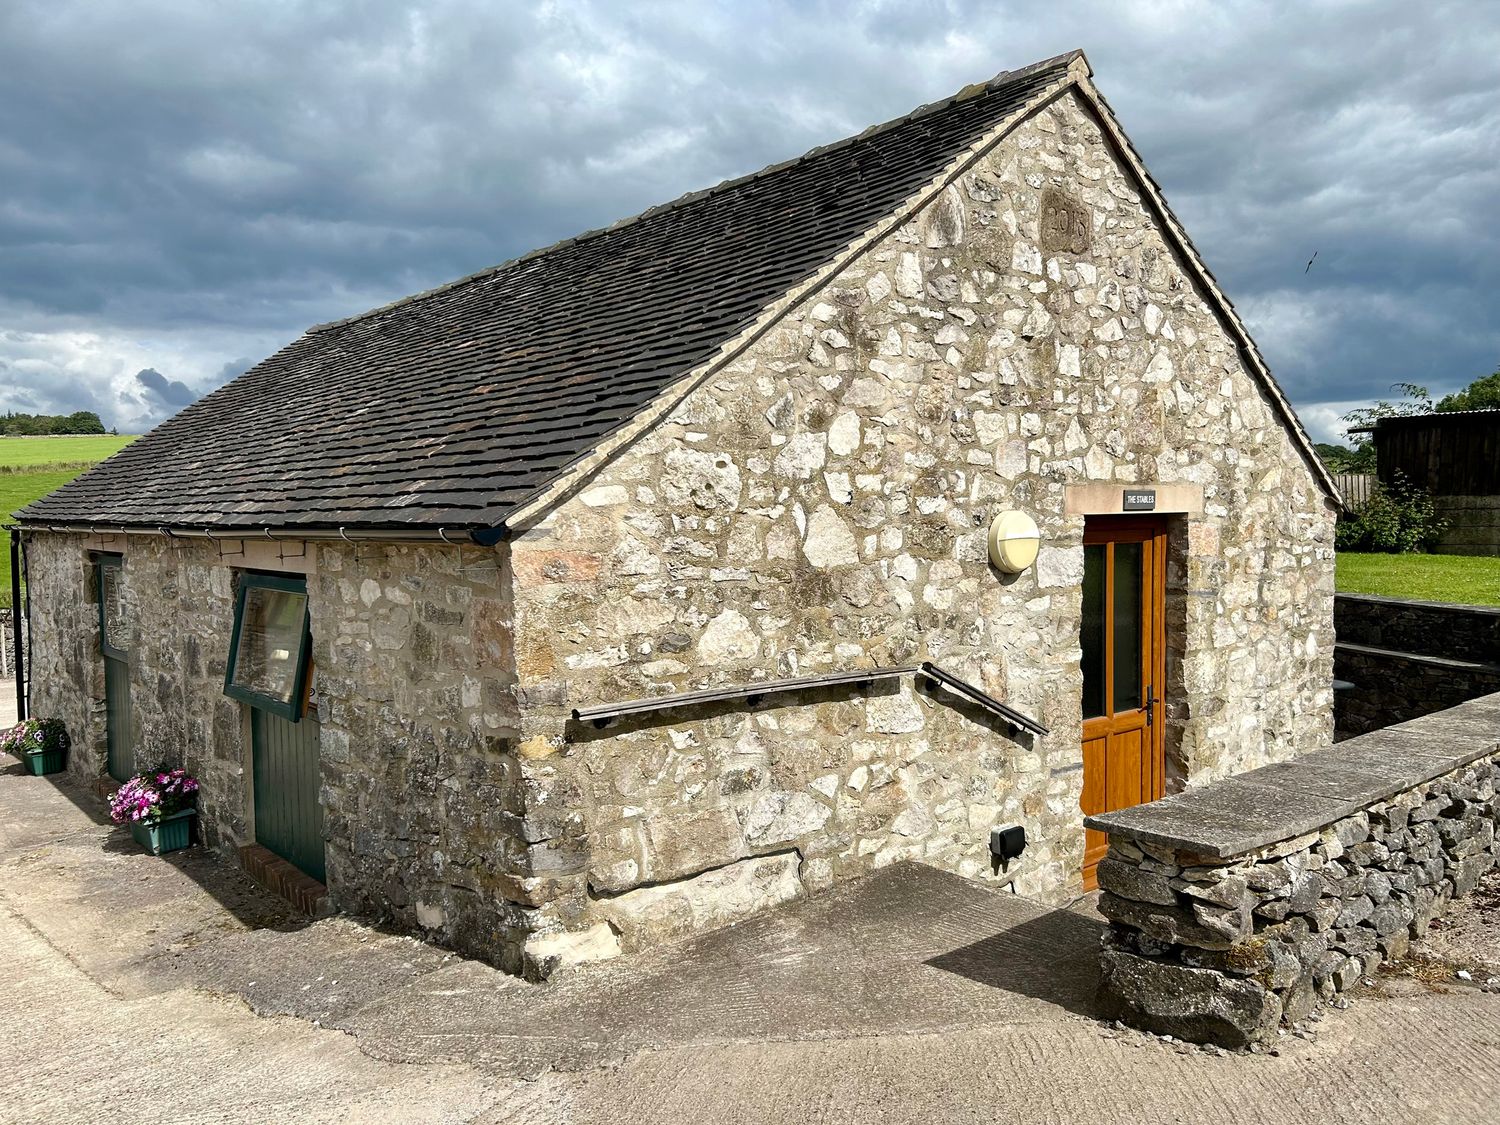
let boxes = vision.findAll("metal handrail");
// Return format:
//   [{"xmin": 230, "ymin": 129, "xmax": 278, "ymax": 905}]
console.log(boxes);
[
  {"xmin": 570, "ymin": 666, "xmax": 916, "ymax": 727},
  {"xmin": 916, "ymin": 661, "xmax": 1049, "ymax": 737},
  {"xmin": 569, "ymin": 660, "xmax": 1048, "ymax": 739}
]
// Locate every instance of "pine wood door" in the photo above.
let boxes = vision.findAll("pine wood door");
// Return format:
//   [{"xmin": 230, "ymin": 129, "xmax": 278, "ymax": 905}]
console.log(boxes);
[{"xmin": 1080, "ymin": 518, "xmax": 1167, "ymax": 889}]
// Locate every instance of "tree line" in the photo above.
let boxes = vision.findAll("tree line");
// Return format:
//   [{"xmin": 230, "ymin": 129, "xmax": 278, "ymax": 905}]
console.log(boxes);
[{"xmin": 1, "ymin": 411, "xmax": 111, "ymax": 436}]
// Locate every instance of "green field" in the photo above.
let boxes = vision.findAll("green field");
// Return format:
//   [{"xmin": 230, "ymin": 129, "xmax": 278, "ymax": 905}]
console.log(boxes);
[
  {"xmin": 1337, "ymin": 551, "xmax": 1500, "ymax": 607},
  {"xmin": 1, "ymin": 436, "xmax": 138, "ymax": 607},
  {"xmin": 0, "ymin": 434, "xmax": 135, "ymax": 469}
]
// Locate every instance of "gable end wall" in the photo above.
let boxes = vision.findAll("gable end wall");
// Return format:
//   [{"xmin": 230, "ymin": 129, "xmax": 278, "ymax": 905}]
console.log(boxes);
[{"xmin": 509, "ymin": 89, "xmax": 1336, "ymax": 958}]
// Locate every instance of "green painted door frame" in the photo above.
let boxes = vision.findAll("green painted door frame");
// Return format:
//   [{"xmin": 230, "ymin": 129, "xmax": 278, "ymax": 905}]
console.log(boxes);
[{"xmin": 232, "ymin": 571, "xmax": 325, "ymax": 885}]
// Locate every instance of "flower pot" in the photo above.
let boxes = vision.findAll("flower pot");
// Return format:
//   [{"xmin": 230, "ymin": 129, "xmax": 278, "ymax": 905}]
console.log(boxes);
[
  {"xmin": 129, "ymin": 808, "xmax": 196, "ymax": 856},
  {"xmin": 20, "ymin": 748, "xmax": 66, "ymax": 776}
]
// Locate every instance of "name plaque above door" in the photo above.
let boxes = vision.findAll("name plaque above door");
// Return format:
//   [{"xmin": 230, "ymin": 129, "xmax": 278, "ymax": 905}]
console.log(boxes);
[{"xmin": 1063, "ymin": 482, "xmax": 1203, "ymax": 517}]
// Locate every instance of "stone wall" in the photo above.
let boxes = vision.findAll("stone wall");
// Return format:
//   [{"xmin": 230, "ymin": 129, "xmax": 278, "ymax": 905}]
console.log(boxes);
[
  {"xmin": 22, "ymin": 536, "xmax": 107, "ymax": 771},
  {"xmin": 21, "ymin": 531, "xmax": 543, "ymax": 973},
  {"xmin": 509, "ymin": 88, "xmax": 1336, "ymax": 954},
  {"xmin": 1335, "ymin": 594, "xmax": 1500, "ymax": 738},
  {"xmin": 1336, "ymin": 593, "xmax": 1500, "ymax": 664},
  {"xmin": 1090, "ymin": 692, "xmax": 1500, "ymax": 1048},
  {"xmin": 0, "ymin": 607, "xmax": 20, "ymax": 681}
]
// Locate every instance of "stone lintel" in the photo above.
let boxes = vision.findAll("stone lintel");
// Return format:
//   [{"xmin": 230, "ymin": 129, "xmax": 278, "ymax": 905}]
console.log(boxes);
[{"xmin": 1062, "ymin": 481, "xmax": 1203, "ymax": 517}]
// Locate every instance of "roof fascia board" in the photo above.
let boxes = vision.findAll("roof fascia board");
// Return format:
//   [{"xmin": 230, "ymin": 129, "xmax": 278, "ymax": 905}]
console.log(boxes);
[
  {"xmin": 9, "ymin": 522, "xmax": 480, "ymax": 545},
  {"xmin": 1066, "ymin": 76, "xmax": 1343, "ymax": 509},
  {"xmin": 502, "ymin": 59, "xmax": 1088, "ymax": 535}
]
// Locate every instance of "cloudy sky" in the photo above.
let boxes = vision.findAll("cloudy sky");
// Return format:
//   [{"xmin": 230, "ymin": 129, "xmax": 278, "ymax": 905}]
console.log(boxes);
[{"xmin": 1, "ymin": 1, "xmax": 1497, "ymax": 442}]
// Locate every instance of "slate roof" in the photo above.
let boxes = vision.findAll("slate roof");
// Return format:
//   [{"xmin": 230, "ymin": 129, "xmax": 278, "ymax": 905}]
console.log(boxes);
[{"xmin": 19, "ymin": 52, "xmax": 1080, "ymax": 535}]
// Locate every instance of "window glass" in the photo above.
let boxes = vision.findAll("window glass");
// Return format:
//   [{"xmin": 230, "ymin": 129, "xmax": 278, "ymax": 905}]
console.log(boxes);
[
  {"xmin": 1113, "ymin": 543, "xmax": 1142, "ymax": 712},
  {"xmin": 99, "ymin": 558, "xmax": 128, "ymax": 656},
  {"xmin": 226, "ymin": 577, "xmax": 309, "ymax": 715},
  {"xmin": 1081, "ymin": 544, "xmax": 1106, "ymax": 719}
]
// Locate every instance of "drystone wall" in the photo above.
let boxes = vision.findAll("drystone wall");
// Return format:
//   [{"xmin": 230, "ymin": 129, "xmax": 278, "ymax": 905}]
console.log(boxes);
[
  {"xmin": 21, "ymin": 531, "xmax": 544, "ymax": 973},
  {"xmin": 1090, "ymin": 692, "xmax": 1500, "ymax": 1048},
  {"xmin": 1336, "ymin": 593, "xmax": 1500, "ymax": 662},
  {"xmin": 509, "ymin": 87, "xmax": 1336, "ymax": 958},
  {"xmin": 1335, "ymin": 594, "xmax": 1500, "ymax": 738}
]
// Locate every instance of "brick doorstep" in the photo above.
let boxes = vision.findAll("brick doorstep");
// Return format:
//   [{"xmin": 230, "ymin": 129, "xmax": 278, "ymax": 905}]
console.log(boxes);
[{"xmin": 237, "ymin": 843, "xmax": 333, "ymax": 919}]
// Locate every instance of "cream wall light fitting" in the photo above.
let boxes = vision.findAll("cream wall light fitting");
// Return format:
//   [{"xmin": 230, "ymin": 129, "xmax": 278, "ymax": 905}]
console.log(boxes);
[{"xmin": 988, "ymin": 510, "xmax": 1040, "ymax": 574}]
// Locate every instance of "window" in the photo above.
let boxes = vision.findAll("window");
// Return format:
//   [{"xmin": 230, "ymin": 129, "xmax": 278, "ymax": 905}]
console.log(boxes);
[
  {"xmin": 97, "ymin": 554, "xmax": 127, "ymax": 658},
  {"xmin": 225, "ymin": 573, "xmax": 311, "ymax": 720}
]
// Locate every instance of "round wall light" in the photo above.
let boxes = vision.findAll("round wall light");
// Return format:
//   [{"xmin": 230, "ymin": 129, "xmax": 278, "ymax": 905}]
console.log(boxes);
[{"xmin": 988, "ymin": 510, "xmax": 1040, "ymax": 574}]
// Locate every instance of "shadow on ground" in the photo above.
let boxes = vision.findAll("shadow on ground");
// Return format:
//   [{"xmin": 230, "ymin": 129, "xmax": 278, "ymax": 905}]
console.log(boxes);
[
  {"xmin": 3, "ymin": 748, "xmax": 311, "ymax": 935},
  {"xmin": 2, "ymin": 747, "xmax": 1105, "ymax": 1079},
  {"xmin": 346, "ymin": 862, "xmax": 1105, "ymax": 1077}
]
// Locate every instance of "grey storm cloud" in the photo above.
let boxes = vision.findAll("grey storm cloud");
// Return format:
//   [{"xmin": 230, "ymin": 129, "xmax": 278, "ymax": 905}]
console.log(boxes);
[
  {"xmin": 1, "ymin": 0, "xmax": 1497, "ymax": 441},
  {"xmin": 133, "ymin": 368, "xmax": 197, "ymax": 408}
]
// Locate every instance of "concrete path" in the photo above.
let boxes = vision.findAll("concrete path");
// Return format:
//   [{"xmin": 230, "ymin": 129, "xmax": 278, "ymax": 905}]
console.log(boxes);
[
  {"xmin": 0, "ymin": 677, "xmax": 15, "ymax": 729},
  {"xmin": 4, "ymin": 753, "xmax": 1500, "ymax": 1123}
]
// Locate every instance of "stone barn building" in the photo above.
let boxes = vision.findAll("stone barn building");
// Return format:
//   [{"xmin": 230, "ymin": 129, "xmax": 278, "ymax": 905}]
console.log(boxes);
[{"xmin": 12, "ymin": 51, "xmax": 1339, "ymax": 978}]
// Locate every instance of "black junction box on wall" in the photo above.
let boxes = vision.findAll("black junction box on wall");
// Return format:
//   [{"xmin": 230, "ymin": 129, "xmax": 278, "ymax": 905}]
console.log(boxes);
[{"xmin": 990, "ymin": 824, "xmax": 1026, "ymax": 861}]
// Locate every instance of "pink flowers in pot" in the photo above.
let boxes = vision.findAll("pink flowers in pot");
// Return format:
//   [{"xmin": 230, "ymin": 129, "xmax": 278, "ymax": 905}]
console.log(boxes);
[
  {"xmin": 0, "ymin": 717, "xmax": 70, "ymax": 757},
  {"xmin": 109, "ymin": 766, "xmax": 199, "ymax": 826}
]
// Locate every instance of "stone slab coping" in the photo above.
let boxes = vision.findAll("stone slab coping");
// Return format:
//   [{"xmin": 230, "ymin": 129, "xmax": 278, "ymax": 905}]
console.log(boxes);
[
  {"xmin": 1085, "ymin": 692, "xmax": 1500, "ymax": 861},
  {"xmin": 1335, "ymin": 592, "xmax": 1500, "ymax": 618},
  {"xmin": 1334, "ymin": 640, "xmax": 1500, "ymax": 675}
]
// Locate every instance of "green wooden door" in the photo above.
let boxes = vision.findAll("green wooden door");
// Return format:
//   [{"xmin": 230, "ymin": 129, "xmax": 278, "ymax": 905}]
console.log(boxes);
[
  {"xmin": 103, "ymin": 652, "xmax": 133, "ymax": 782},
  {"xmin": 251, "ymin": 706, "xmax": 325, "ymax": 883},
  {"xmin": 97, "ymin": 555, "xmax": 133, "ymax": 782}
]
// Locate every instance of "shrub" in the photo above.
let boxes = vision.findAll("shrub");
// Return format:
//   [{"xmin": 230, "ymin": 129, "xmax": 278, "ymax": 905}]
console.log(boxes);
[
  {"xmin": 1336, "ymin": 472, "xmax": 1449, "ymax": 553},
  {"xmin": 109, "ymin": 766, "xmax": 199, "ymax": 825}
]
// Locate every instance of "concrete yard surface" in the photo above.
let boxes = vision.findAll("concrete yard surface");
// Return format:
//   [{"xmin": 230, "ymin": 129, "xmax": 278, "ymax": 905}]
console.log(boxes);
[{"xmin": 4, "ymin": 758, "xmax": 1500, "ymax": 1123}]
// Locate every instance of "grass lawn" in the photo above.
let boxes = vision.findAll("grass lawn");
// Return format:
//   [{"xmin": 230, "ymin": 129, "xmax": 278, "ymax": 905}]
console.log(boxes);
[
  {"xmin": 0, "ymin": 436, "xmax": 136, "ymax": 607},
  {"xmin": 1337, "ymin": 552, "xmax": 1500, "ymax": 607},
  {"xmin": 0, "ymin": 434, "xmax": 135, "ymax": 469}
]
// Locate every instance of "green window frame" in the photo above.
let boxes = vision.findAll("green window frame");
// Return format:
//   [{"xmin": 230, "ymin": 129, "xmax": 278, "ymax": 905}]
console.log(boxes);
[
  {"xmin": 96, "ymin": 554, "xmax": 127, "ymax": 659},
  {"xmin": 224, "ymin": 572, "xmax": 312, "ymax": 721}
]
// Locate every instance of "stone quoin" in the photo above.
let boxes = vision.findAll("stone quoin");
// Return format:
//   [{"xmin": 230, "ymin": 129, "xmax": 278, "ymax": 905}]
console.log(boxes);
[{"xmin": 11, "ymin": 50, "xmax": 1339, "ymax": 978}]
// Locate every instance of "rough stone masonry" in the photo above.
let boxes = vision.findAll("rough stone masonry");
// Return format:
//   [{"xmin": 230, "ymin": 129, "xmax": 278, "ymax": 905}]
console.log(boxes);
[
  {"xmin": 1090, "ymin": 693, "xmax": 1500, "ymax": 1048},
  {"xmin": 20, "ymin": 82, "xmax": 1336, "ymax": 976},
  {"xmin": 506, "ymin": 89, "xmax": 1334, "ymax": 964}
]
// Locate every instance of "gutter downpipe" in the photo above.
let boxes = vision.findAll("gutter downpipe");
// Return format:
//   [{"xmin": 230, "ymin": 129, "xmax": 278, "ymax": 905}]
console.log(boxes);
[{"xmin": 9, "ymin": 528, "xmax": 24, "ymax": 722}]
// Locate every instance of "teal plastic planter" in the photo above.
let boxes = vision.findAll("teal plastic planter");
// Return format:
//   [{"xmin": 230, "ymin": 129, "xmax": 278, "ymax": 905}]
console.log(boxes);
[
  {"xmin": 20, "ymin": 749, "xmax": 66, "ymax": 776},
  {"xmin": 130, "ymin": 808, "xmax": 196, "ymax": 856}
]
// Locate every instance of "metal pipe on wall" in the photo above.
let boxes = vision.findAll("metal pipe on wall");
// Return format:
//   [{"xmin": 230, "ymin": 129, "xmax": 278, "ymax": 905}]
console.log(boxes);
[{"xmin": 9, "ymin": 528, "xmax": 24, "ymax": 722}]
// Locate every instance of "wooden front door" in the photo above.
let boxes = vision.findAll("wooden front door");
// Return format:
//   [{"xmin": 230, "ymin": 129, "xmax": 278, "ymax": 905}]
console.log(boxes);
[{"xmin": 1080, "ymin": 517, "xmax": 1167, "ymax": 889}]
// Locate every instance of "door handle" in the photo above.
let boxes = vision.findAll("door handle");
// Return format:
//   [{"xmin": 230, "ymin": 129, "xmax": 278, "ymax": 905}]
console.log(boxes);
[{"xmin": 1144, "ymin": 684, "xmax": 1155, "ymax": 726}]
